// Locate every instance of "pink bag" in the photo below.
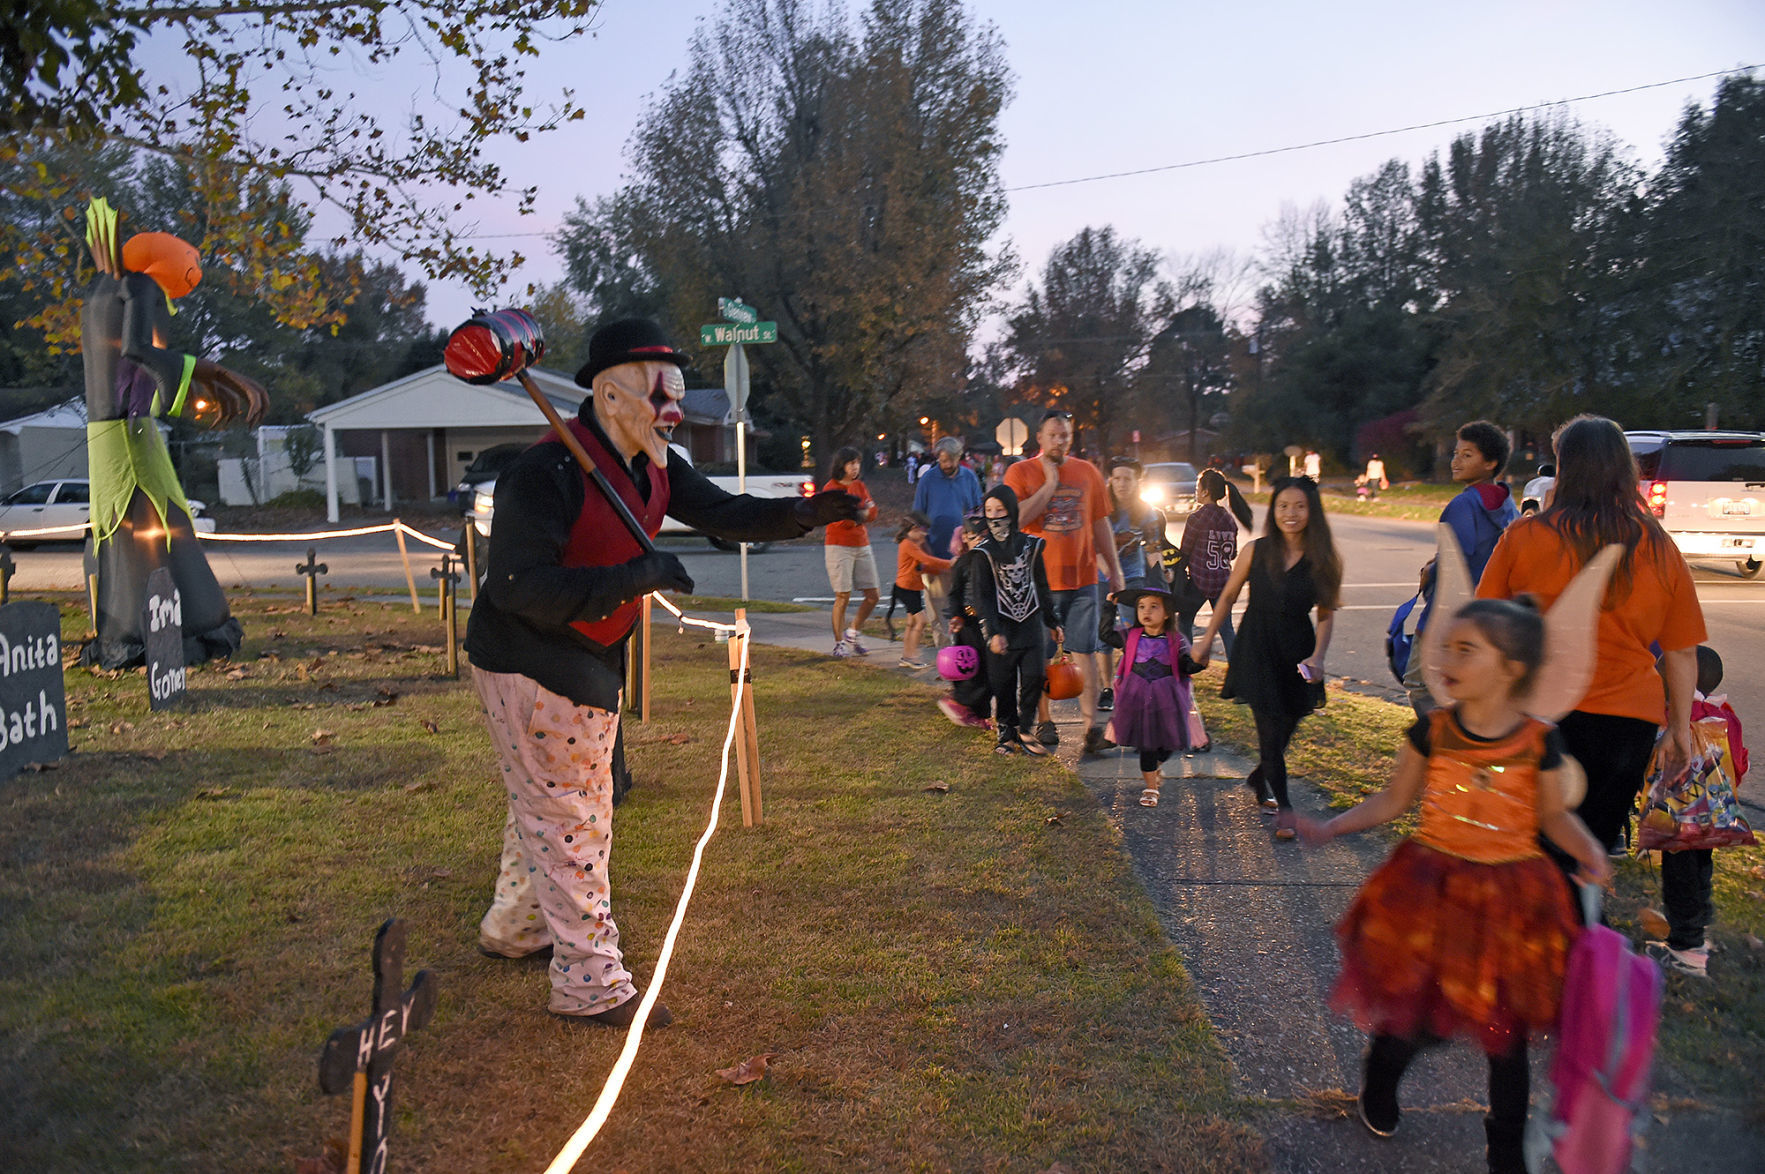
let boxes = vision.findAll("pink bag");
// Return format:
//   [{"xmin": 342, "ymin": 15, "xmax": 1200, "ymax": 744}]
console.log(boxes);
[{"xmin": 1529, "ymin": 887, "xmax": 1663, "ymax": 1174}]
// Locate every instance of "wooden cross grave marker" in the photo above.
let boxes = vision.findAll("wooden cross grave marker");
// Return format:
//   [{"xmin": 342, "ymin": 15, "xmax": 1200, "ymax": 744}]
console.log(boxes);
[
  {"xmin": 296, "ymin": 546, "xmax": 329, "ymax": 616},
  {"xmin": 318, "ymin": 919, "xmax": 438, "ymax": 1174},
  {"xmin": 429, "ymin": 554, "xmax": 460, "ymax": 677}
]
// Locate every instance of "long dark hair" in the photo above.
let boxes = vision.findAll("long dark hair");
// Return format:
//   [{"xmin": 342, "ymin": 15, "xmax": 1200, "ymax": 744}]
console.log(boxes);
[
  {"xmin": 1253, "ymin": 476, "xmax": 1342, "ymax": 609},
  {"xmin": 1541, "ymin": 415, "xmax": 1666, "ymax": 603},
  {"xmin": 831, "ymin": 446, "xmax": 862, "ymax": 480}
]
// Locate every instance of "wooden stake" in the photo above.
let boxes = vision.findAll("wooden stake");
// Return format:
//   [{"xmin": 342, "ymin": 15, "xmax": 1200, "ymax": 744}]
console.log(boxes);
[
  {"xmin": 640, "ymin": 594, "xmax": 653, "ymax": 725},
  {"xmin": 461, "ymin": 522, "xmax": 477, "ymax": 604},
  {"xmin": 728, "ymin": 626, "xmax": 754, "ymax": 827},
  {"xmin": 392, "ymin": 519, "xmax": 420, "ymax": 613},
  {"xmin": 346, "ymin": 1071, "xmax": 367, "ymax": 1174},
  {"xmin": 735, "ymin": 608, "xmax": 762, "ymax": 825}
]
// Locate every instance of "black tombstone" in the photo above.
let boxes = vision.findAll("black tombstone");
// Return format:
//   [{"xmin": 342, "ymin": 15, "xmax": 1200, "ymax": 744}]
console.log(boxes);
[{"xmin": 0, "ymin": 600, "xmax": 69, "ymax": 780}]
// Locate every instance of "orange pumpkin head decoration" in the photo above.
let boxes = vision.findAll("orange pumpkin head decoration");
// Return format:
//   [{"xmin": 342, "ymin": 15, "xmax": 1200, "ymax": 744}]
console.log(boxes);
[
  {"xmin": 1043, "ymin": 653, "xmax": 1083, "ymax": 700},
  {"xmin": 122, "ymin": 232, "xmax": 203, "ymax": 299}
]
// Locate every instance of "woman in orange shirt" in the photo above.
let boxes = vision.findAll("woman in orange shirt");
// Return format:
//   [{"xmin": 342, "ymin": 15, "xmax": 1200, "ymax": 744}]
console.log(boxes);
[
  {"xmin": 822, "ymin": 446, "xmax": 881, "ymax": 657},
  {"xmin": 1477, "ymin": 415, "xmax": 1706, "ymax": 868}
]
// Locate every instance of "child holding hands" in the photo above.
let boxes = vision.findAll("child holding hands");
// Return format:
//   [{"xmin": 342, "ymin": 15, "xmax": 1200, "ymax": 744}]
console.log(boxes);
[
  {"xmin": 892, "ymin": 510, "xmax": 952, "ymax": 670},
  {"xmin": 1104, "ymin": 585, "xmax": 1202, "ymax": 807},
  {"xmin": 1299, "ymin": 597, "xmax": 1611, "ymax": 1174}
]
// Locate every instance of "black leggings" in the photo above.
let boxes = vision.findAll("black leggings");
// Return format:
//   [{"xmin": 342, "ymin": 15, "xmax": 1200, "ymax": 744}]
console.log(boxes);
[
  {"xmin": 1366, "ymin": 1033, "xmax": 1529, "ymax": 1136},
  {"xmin": 1139, "ymin": 748, "xmax": 1172, "ymax": 774},
  {"xmin": 1253, "ymin": 706, "xmax": 1301, "ymax": 809},
  {"xmin": 1555, "ymin": 710, "xmax": 1659, "ymax": 852},
  {"xmin": 986, "ymin": 644, "xmax": 1044, "ymax": 735}
]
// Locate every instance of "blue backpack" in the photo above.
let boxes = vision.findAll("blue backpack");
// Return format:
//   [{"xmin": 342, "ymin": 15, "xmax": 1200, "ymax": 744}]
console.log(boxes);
[{"xmin": 1386, "ymin": 591, "xmax": 1424, "ymax": 683}]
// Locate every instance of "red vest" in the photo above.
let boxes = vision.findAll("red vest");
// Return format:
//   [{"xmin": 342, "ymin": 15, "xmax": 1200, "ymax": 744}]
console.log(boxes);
[{"xmin": 550, "ymin": 416, "xmax": 670, "ymax": 647}]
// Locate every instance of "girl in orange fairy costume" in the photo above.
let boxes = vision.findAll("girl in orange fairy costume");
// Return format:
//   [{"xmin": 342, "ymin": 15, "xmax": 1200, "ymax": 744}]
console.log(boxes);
[{"xmin": 1299, "ymin": 532, "xmax": 1619, "ymax": 1174}]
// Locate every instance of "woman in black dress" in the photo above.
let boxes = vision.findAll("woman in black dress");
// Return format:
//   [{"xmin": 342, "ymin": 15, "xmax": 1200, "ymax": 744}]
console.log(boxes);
[{"xmin": 1192, "ymin": 476, "xmax": 1342, "ymax": 841}]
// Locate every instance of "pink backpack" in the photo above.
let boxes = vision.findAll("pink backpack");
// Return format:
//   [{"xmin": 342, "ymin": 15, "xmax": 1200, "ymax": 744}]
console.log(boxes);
[{"xmin": 1529, "ymin": 887, "xmax": 1663, "ymax": 1174}]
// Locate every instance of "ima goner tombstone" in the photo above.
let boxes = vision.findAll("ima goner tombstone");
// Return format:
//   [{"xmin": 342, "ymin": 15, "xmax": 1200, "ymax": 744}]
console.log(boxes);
[{"xmin": 318, "ymin": 919, "xmax": 437, "ymax": 1174}]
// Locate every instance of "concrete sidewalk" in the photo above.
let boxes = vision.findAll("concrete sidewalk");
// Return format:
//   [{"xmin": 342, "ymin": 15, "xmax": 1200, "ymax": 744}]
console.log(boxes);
[{"xmin": 712, "ymin": 606, "xmax": 1763, "ymax": 1172}]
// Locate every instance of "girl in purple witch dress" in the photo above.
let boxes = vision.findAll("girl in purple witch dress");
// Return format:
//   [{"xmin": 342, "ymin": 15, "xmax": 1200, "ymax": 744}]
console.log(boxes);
[{"xmin": 1105, "ymin": 585, "xmax": 1203, "ymax": 807}]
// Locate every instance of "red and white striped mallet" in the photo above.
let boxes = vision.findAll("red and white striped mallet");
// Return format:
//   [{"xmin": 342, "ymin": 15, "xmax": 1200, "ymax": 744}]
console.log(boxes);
[{"xmin": 444, "ymin": 309, "xmax": 656, "ymax": 554}]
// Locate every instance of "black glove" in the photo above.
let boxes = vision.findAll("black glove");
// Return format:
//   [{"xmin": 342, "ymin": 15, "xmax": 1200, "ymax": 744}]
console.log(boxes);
[
  {"xmin": 628, "ymin": 550, "xmax": 694, "ymax": 596},
  {"xmin": 1098, "ymin": 602, "xmax": 1122, "ymax": 649},
  {"xmin": 794, "ymin": 489, "xmax": 861, "ymax": 529}
]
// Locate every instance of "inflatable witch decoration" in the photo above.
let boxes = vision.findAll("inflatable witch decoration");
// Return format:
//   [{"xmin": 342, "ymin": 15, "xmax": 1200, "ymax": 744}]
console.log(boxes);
[{"xmin": 79, "ymin": 197, "xmax": 267, "ymax": 668}]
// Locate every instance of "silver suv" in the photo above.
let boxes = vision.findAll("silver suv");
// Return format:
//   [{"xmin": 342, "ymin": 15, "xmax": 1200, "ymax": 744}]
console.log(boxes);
[{"xmin": 1626, "ymin": 431, "xmax": 1765, "ymax": 579}]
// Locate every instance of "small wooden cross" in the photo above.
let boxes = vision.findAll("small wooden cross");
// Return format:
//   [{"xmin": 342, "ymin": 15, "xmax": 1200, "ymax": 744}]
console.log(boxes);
[
  {"xmin": 318, "ymin": 919, "xmax": 438, "ymax": 1174},
  {"xmin": 430, "ymin": 555, "xmax": 460, "ymax": 677},
  {"xmin": 296, "ymin": 546, "xmax": 328, "ymax": 616},
  {"xmin": 0, "ymin": 543, "xmax": 13, "ymax": 606}
]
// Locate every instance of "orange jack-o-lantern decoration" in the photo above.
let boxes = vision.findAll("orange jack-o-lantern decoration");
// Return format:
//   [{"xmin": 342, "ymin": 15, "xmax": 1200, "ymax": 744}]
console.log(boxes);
[
  {"xmin": 1043, "ymin": 653, "xmax": 1083, "ymax": 700},
  {"xmin": 122, "ymin": 232, "xmax": 203, "ymax": 299}
]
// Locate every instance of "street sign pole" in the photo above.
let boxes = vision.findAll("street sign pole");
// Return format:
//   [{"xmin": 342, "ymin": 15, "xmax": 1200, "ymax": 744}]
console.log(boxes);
[{"xmin": 725, "ymin": 342, "xmax": 752, "ymax": 602}]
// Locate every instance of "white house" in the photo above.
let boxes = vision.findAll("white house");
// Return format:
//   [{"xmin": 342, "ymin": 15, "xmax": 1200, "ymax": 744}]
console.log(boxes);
[
  {"xmin": 0, "ymin": 399, "xmax": 90, "ymax": 494},
  {"xmin": 304, "ymin": 365, "xmax": 747, "ymax": 522}
]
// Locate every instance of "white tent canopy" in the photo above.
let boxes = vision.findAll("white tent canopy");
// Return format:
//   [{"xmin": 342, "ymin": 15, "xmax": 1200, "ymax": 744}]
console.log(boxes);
[{"xmin": 307, "ymin": 366, "xmax": 584, "ymax": 522}]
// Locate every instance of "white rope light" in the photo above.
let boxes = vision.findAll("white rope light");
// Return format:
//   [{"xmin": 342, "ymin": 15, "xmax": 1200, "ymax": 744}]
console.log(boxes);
[{"xmin": 542, "ymin": 619, "xmax": 751, "ymax": 1173}]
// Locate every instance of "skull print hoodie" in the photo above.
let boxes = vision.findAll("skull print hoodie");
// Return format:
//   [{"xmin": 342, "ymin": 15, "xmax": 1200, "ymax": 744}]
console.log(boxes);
[{"xmin": 970, "ymin": 484, "xmax": 1056, "ymax": 649}]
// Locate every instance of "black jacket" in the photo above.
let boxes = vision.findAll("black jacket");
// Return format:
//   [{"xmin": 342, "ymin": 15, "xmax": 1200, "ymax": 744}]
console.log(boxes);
[{"xmin": 464, "ymin": 408, "xmax": 808, "ymax": 710}]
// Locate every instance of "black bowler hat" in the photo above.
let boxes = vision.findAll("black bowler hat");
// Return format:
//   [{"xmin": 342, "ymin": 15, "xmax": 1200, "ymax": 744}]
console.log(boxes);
[{"xmin": 574, "ymin": 318, "xmax": 692, "ymax": 388}]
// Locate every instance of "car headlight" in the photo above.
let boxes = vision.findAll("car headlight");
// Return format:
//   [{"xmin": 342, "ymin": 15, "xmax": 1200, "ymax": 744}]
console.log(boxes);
[
  {"xmin": 1141, "ymin": 485, "xmax": 1165, "ymax": 504},
  {"xmin": 473, "ymin": 490, "xmax": 495, "ymax": 514}
]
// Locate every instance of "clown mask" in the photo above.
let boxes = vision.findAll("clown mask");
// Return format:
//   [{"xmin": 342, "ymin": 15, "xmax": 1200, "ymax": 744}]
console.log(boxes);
[{"xmin": 593, "ymin": 361, "xmax": 686, "ymax": 466}]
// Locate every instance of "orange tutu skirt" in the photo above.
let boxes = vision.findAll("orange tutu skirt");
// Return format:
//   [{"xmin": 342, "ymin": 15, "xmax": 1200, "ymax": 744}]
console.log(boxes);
[{"xmin": 1331, "ymin": 840, "xmax": 1580, "ymax": 1056}]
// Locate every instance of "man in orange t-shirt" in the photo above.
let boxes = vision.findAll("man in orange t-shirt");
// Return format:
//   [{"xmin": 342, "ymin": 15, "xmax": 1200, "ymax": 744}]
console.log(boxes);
[{"xmin": 1004, "ymin": 410, "xmax": 1125, "ymax": 752}]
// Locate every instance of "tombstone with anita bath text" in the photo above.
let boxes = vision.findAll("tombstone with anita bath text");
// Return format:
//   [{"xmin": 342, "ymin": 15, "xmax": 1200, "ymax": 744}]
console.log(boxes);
[{"xmin": 0, "ymin": 601, "xmax": 69, "ymax": 780}]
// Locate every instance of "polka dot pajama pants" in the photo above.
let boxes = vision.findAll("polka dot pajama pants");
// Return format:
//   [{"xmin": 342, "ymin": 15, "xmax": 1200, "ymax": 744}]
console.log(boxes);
[{"xmin": 472, "ymin": 667, "xmax": 636, "ymax": 1016}]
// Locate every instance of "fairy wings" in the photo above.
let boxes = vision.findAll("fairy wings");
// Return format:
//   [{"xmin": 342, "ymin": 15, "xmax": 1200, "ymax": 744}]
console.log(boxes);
[{"xmin": 1419, "ymin": 523, "xmax": 1623, "ymax": 721}]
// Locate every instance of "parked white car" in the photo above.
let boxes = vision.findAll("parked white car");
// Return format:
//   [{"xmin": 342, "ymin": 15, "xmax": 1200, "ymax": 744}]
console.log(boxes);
[
  {"xmin": 0, "ymin": 478, "xmax": 216, "ymax": 546},
  {"xmin": 1520, "ymin": 464, "xmax": 1555, "ymax": 515},
  {"xmin": 1627, "ymin": 430, "xmax": 1765, "ymax": 578}
]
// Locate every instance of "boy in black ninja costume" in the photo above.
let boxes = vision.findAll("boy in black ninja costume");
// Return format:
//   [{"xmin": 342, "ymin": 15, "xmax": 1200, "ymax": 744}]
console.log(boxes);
[{"xmin": 970, "ymin": 485, "xmax": 1062, "ymax": 756}]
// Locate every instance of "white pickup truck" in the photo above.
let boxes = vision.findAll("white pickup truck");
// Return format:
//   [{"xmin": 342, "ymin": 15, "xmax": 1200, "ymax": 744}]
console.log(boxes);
[{"xmin": 458, "ymin": 443, "xmax": 814, "ymax": 552}]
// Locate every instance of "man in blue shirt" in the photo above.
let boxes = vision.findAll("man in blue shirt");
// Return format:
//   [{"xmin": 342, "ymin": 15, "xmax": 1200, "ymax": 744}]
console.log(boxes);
[{"xmin": 913, "ymin": 436, "xmax": 983, "ymax": 643}]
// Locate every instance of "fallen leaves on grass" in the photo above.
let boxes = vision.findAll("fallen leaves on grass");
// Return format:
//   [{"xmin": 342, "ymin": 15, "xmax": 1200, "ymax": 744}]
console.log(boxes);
[
  {"xmin": 1639, "ymin": 909, "xmax": 1670, "ymax": 939},
  {"xmin": 226, "ymin": 668, "xmax": 249, "ymax": 680},
  {"xmin": 196, "ymin": 787, "xmax": 234, "ymax": 800},
  {"xmin": 715, "ymin": 1053, "xmax": 778, "ymax": 1086},
  {"xmin": 109, "ymin": 720, "xmax": 135, "ymax": 735},
  {"xmin": 1044, "ymin": 814, "xmax": 1063, "ymax": 826},
  {"xmin": 923, "ymin": 781, "xmax": 949, "ymax": 794},
  {"xmin": 288, "ymin": 1136, "xmax": 347, "ymax": 1173},
  {"xmin": 420, "ymin": 720, "xmax": 440, "ymax": 734},
  {"xmin": 1746, "ymin": 934, "xmax": 1763, "ymax": 952},
  {"xmin": 311, "ymin": 729, "xmax": 335, "ymax": 745},
  {"xmin": 403, "ymin": 780, "xmax": 437, "ymax": 794}
]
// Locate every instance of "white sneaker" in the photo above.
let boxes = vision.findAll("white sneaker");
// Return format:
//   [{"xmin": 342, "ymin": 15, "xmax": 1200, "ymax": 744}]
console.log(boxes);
[
  {"xmin": 832, "ymin": 640, "xmax": 852, "ymax": 658},
  {"xmin": 845, "ymin": 628, "xmax": 869, "ymax": 655},
  {"xmin": 1644, "ymin": 940, "xmax": 1710, "ymax": 978}
]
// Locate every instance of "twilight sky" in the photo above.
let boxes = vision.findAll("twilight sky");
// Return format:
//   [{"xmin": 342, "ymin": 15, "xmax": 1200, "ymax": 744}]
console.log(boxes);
[{"xmin": 415, "ymin": 0, "xmax": 1765, "ymax": 330}]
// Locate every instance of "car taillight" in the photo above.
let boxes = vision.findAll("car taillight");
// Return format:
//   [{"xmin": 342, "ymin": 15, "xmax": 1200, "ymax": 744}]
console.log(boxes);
[{"xmin": 1646, "ymin": 480, "xmax": 1668, "ymax": 517}]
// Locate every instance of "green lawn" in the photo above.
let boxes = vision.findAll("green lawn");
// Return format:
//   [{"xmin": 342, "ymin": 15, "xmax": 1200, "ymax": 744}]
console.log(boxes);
[{"xmin": 0, "ymin": 593, "xmax": 1260, "ymax": 1172}]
